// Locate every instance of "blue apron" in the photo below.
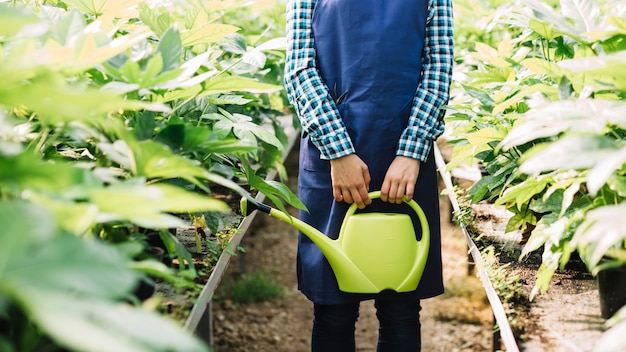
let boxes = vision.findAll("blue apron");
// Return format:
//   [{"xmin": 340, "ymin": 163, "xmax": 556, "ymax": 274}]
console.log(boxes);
[{"xmin": 297, "ymin": 0, "xmax": 443, "ymax": 304}]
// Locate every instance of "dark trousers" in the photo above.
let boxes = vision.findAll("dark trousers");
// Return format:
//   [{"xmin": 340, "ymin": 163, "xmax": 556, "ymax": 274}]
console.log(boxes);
[{"xmin": 311, "ymin": 299, "xmax": 421, "ymax": 352}]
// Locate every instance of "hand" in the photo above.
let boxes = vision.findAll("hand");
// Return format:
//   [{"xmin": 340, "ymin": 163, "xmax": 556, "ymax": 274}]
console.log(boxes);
[
  {"xmin": 330, "ymin": 154, "xmax": 372, "ymax": 209},
  {"xmin": 381, "ymin": 156, "xmax": 421, "ymax": 204}
]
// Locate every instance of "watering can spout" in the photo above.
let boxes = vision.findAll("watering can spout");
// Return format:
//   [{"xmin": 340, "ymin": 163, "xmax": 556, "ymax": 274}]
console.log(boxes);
[{"xmin": 239, "ymin": 192, "xmax": 429, "ymax": 294}]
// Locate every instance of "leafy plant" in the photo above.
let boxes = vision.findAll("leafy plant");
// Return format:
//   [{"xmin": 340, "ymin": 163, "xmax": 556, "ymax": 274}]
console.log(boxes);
[
  {"xmin": 0, "ymin": 0, "xmax": 301, "ymax": 350},
  {"xmin": 216, "ymin": 269, "xmax": 285, "ymax": 304},
  {"xmin": 447, "ymin": 0, "xmax": 626, "ymax": 301}
]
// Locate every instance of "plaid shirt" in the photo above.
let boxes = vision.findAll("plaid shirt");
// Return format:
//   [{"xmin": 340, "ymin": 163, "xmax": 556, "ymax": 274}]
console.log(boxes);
[{"xmin": 284, "ymin": 0, "xmax": 454, "ymax": 162}]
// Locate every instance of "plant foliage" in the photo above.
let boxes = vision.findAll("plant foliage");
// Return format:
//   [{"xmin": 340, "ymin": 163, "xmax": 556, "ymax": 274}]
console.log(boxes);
[
  {"xmin": 0, "ymin": 0, "xmax": 299, "ymax": 350},
  {"xmin": 448, "ymin": 0, "xmax": 626, "ymax": 302}
]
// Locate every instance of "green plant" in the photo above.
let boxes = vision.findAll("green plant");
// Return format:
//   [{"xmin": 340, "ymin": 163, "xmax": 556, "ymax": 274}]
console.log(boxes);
[
  {"xmin": 447, "ymin": 0, "xmax": 626, "ymax": 299},
  {"xmin": 205, "ymin": 226, "xmax": 245, "ymax": 269},
  {"xmin": 481, "ymin": 246, "xmax": 528, "ymax": 338},
  {"xmin": 0, "ymin": 0, "xmax": 301, "ymax": 350},
  {"xmin": 217, "ymin": 269, "xmax": 285, "ymax": 304}
]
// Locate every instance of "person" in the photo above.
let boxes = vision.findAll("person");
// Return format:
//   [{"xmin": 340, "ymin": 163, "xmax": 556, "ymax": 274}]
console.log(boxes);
[{"xmin": 284, "ymin": 0, "xmax": 454, "ymax": 350}]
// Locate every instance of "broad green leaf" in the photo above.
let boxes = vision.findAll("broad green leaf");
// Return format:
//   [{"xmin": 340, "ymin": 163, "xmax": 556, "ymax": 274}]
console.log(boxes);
[
  {"xmin": 473, "ymin": 42, "xmax": 510, "ymax": 67},
  {"xmin": 493, "ymin": 84, "xmax": 557, "ymax": 114},
  {"xmin": 7, "ymin": 234, "xmax": 138, "ymax": 299},
  {"xmin": 495, "ymin": 178, "xmax": 548, "ymax": 208},
  {"xmin": 64, "ymin": 0, "xmax": 141, "ymax": 22},
  {"xmin": 505, "ymin": 208, "xmax": 536, "ymax": 233},
  {"xmin": 181, "ymin": 125, "xmax": 210, "ymax": 150},
  {"xmin": 468, "ymin": 176, "xmax": 491, "ymax": 203},
  {"xmin": 500, "ymin": 100, "xmax": 626, "ymax": 150},
  {"xmin": 155, "ymin": 51, "xmax": 214, "ymax": 90},
  {"xmin": 521, "ymin": 219, "xmax": 564, "ymax": 259},
  {"xmin": 256, "ymin": 37, "xmax": 286, "ymax": 51},
  {"xmin": 532, "ymin": 254, "xmax": 561, "ymax": 298},
  {"xmin": 159, "ymin": 85, "xmax": 203, "ymax": 103},
  {"xmin": 46, "ymin": 8, "xmax": 87, "ymax": 46},
  {"xmin": 531, "ymin": 189, "xmax": 564, "ymax": 214},
  {"xmin": 222, "ymin": 33, "xmax": 248, "ymax": 54},
  {"xmin": 119, "ymin": 57, "xmax": 142, "ymax": 83},
  {"xmin": 43, "ymin": 27, "xmax": 152, "ymax": 73},
  {"xmin": 157, "ymin": 26, "xmax": 183, "ymax": 72},
  {"xmin": 213, "ymin": 110, "xmax": 284, "ymax": 151},
  {"xmin": 28, "ymin": 194, "xmax": 99, "ymax": 235},
  {"xmin": 519, "ymin": 135, "xmax": 619, "ymax": 174},
  {"xmin": 0, "ymin": 153, "xmax": 85, "ymax": 192},
  {"xmin": 209, "ymin": 94, "xmax": 254, "ymax": 105},
  {"xmin": 608, "ymin": 15, "xmax": 626, "ymax": 32},
  {"xmin": 89, "ymin": 182, "xmax": 228, "ymax": 228},
  {"xmin": 242, "ymin": 48, "xmax": 267, "ymax": 69},
  {"xmin": 572, "ymin": 204, "xmax": 626, "ymax": 268},
  {"xmin": 134, "ymin": 111, "xmax": 156, "ymax": 141},
  {"xmin": 459, "ymin": 84, "xmax": 494, "ymax": 108},
  {"xmin": 201, "ymin": 75, "xmax": 281, "ymax": 96},
  {"xmin": 131, "ymin": 140, "xmax": 211, "ymax": 182},
  {"xmin": 138, "ymin": 2, "xmax": 172, "ymax": 37},
  {"xmin": 142, "ymin": 54, "xmax": 165, "ymax": 85},
  {"xmin": 587, "ymin": 146, "xmax": 626, "ymax": 196},
  {"xmin": 560, "ymin": 0, "xmax": 601, "ymax": 37},
  {"xmin": 0, "ymin": 201, "xmax": 55, "ymax": 275},
  {"xmin": 608, "ymin": 175, "xmax": 626, "ymax": 198},
  {"xmin": 466, "ymin": 127, "xmax": 507, "ymax": 149},
  {"xmin": 521, "ymin": 58, "xmax": 569, "ymax": 78},
  {"xmin": 0, "ymin": 73, "xmax": 169, "ymax": 125},
  {"xmin": 244, "ymin": 162, "xmax": 307, "ymax": 214},
  {"xmin": 155, "ymin": 123, "xmax": 185, "ymax": 150},
  {"xmin": 0, "ymin": 202, "xmax": 207, "ymax": 352},
  {"xmin": 525, "ymin": 0, "xmax": 580, "ymax": 40},
  {"xmin": 558, "ymin": 52, "xmax": 626, "ymax": 91},
  {"xmin": 25, "ymin": 291, "xmax": 209, "ymax": 352},
  {"xmin": 446, "ymin": 143, "xmax": 478, "ymax": 170},
  {"xmin": 196, "ymin": 138, "xmax": 257, "ymax": 155},
  {"xmin": 181, "ymin": 23, "xmax": 239, "ymax": 47},
  {"xmin": 528, "ymin": 18, "xmax": 558, "ymax": 41}
]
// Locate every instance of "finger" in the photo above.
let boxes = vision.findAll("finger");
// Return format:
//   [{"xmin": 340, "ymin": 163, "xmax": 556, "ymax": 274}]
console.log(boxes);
[
  {"xmin": 380, "ymin": 178, "xmax": 390, "ymax": 202},
  {"xmin": 394, "ymin": 184, "xmax": 405, "ymax": 204},
  {"xmin": 333, "ymin": 186, "xmax": 343, "ymax": 202},
  {"xmin": 342, "ymin": 188, "xmax": 355, "ymax": 204},
  {"xmin": 405, "ymin": 183, "xmax": 415, "ymax": 202},
  {"xmin": 387, "ymin": 183, "xmax": 399, "ymax": 204},
  {"xmin": 350, "ymin": 190, "xmax": 365, "ymax": 209}
]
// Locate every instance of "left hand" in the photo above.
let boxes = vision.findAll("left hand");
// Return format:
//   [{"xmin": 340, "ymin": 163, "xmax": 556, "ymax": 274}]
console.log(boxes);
[{"xmin": 381, "ymin": 156, "xmax": 421, "ymax": 204}]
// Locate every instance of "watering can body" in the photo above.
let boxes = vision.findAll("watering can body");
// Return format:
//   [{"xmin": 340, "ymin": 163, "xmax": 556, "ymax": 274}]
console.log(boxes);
[{"xmin": 240, "ymin": 191, "xmax": 430, "ymax": 294}]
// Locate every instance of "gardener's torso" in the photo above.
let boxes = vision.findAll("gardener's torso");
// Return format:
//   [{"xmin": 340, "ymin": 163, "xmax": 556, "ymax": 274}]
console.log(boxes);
[{"xmin": 297, "ymin": 0, "xmax": 443, "ymax": 304}]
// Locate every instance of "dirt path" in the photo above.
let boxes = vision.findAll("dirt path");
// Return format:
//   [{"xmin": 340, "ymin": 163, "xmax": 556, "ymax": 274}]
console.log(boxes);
[{"xmin": 212, "ymin": 147, "xmax": 494, "ymax": 352}]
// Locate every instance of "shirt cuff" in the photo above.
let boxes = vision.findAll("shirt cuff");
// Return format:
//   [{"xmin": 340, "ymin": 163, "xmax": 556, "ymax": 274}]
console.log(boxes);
[
  {"xmin": 396, "ymin": 130, "xmax": 433, "ymax": 162},
  {"xmin": 310, "ymin": 130, "xmax": 356, "ymax": 160}
]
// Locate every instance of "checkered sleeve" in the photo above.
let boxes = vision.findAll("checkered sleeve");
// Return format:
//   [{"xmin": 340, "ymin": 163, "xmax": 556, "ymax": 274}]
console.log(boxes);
[
  {"xmin": 397, "ymin": 0, "xmax": 455, "ymax": 162},
  {"xmin": 284, "ymin": 0, "xmax": 356, "ymax": 160}
]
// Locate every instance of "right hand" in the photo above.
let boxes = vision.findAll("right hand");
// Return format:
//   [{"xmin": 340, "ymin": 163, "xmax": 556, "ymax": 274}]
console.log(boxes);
[{"xmin": 329, "ymin": 154, "xmax": 372, "ymax": 209}]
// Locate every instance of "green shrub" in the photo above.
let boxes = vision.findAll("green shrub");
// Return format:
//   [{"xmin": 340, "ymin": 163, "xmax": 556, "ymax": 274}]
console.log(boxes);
[{"xmin": 219, "ymin": 269, "xmax": 285, "ymax": 304}]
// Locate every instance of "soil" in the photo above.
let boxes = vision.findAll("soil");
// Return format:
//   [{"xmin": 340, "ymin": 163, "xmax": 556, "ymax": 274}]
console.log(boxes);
[{"xmin": 210, "ymin": 146, "xmax": 495, "ymax": 352}]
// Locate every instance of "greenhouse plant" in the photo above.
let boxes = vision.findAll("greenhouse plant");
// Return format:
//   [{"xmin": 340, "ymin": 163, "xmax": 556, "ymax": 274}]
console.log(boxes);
[{"xmin": 0, "ymin": 0, "xmax": 301, "ymax": 351}]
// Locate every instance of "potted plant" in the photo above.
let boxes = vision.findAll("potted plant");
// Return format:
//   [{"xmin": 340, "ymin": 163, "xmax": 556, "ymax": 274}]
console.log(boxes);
[{"xmin": 568, "ymin": 204, "xmax": 626, "ymax": 318}]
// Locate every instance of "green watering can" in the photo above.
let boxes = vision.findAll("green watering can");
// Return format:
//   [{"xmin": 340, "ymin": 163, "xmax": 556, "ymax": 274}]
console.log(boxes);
[{"xmin": 240, "ymin": 191, "xmax": 430, "ymax": 294}]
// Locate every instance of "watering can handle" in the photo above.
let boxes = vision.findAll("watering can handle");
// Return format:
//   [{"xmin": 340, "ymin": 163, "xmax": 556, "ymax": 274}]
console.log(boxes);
[{"xmin": 340, "ymin": 191, "xmax": 429, "ymax": 236}]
